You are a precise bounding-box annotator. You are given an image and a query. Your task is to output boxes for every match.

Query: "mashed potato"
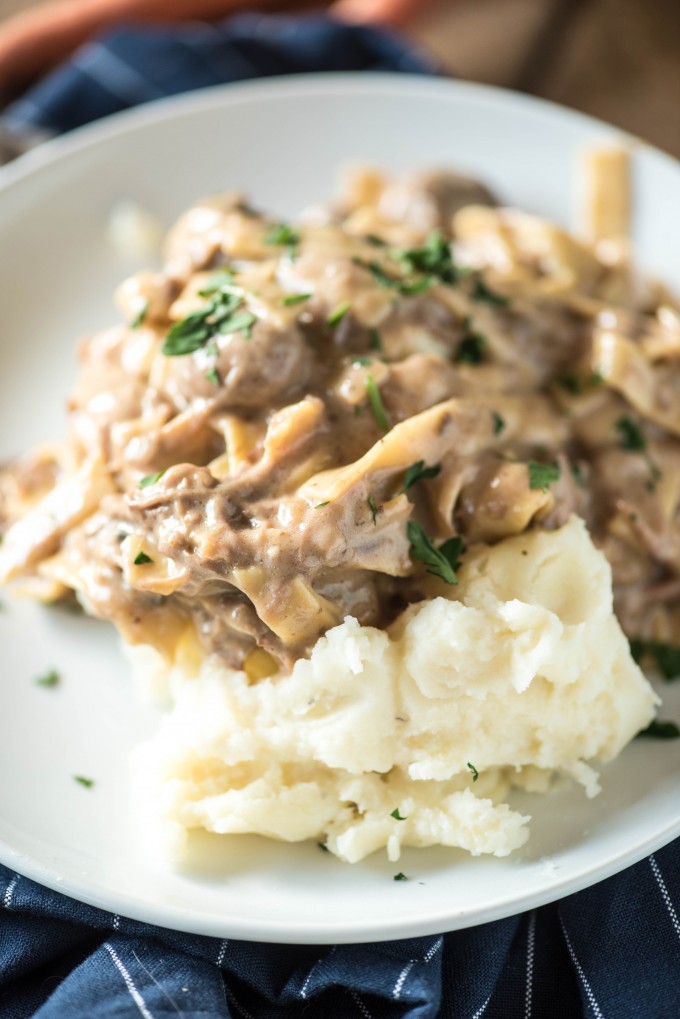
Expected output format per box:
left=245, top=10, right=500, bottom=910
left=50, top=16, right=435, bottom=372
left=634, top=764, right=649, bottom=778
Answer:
left=131, top=517, right=657, bottom=863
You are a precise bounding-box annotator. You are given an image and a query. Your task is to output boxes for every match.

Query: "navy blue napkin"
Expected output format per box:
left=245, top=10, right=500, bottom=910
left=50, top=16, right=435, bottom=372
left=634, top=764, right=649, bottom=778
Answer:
left=2, top=12, right=434, bottom=138
left=1, top=13, right=679, bottom=1018
left=3, top=840, right=680, bottom=1017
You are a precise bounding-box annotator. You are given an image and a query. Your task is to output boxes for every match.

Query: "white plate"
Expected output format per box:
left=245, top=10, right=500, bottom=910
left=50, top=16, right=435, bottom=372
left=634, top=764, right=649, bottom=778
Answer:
left=1, top=74, right=679, bottom=945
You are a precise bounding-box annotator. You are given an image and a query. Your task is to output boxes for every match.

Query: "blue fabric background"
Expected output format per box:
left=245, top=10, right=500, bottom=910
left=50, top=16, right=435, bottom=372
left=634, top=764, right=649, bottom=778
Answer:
left=1, top=13, right=679, bottom=1017
left=3, top=13, right=434, bottom=136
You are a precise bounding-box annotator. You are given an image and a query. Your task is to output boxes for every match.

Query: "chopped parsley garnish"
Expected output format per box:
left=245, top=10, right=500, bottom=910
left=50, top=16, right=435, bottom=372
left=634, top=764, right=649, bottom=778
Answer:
left=162, top=286, right=256, bottom=357
left=492, top=411, right=506, bottom=436
left=129, top=299, right=148, bottom=329
left=472, top=277, right=509, bottom=306
left=467, top=762, right=479, bottom=782
left=455, top=317, right=486, bottom=365
left=352, top=356, right=373, bottom=367
left=407, top=521, right=462, bottom=586
left=281, top=292, right=312, bottom=306
left=74, top=775, right=94, bottom=788
left=368, top=495, right=378, bottom=525
left=637, top=719, right=680, bottom=740
left=391, top=231, right=460, bottom=285
left=265, top=222, right=300, bottom=253
left=629, top=638, right=645, bottom=664
left=353, top=258, right=434, bottom=296
left=315, top=501, right=329, bottom=509
left=649, top=643, right=680, bottom=680
left=198, top=269, right=235, bottom=296
left=393, top=872, right=409, bottom=881
left=205, top=365, right=221, bottom=386
left=390, top=808, right=408, bottom=821
left=557, top=371, right=605, bottom=396
left=616, top=416, right=646, bottom=451
left=369, top=328, right=383, bottom=352
left=401, top=460, right=441, bottom=493
left=645, top=463, right=662, bottom=494
left=557, top=373, right=583, bottom=396
left=140, top=471, right=164, bottom=489
left=327, top=301, right=351, bottom=327
left=35, top=669, right=59, bottom=688
left=134, top=551, right=153, bottom=565
left=220, top=309, right=257, bottom=337
left=630, top=639, right=680, bottom=680
left=317, top=841, right=329, bottom=852
left=615, top=417, right=662, bottom=492
left=365, top=375, right=390, bottom=432
left=571, top=463, right=586, bottom=487
left=528, top=461, right=560, bottom=493
left=364, top=233, right=388, bottom=247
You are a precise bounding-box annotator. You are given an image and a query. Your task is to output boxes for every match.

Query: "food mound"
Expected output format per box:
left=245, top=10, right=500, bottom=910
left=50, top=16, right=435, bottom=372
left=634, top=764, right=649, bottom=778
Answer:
left=2, top=162, right=674, bottom=862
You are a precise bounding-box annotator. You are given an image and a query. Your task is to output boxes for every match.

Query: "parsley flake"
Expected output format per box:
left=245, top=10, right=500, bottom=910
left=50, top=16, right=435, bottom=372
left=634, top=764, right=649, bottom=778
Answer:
left=557, top=373, right=582, bottom=396
left=140, top=471, right=164, bottom=489
left=528, top=461, right=560, bottom=492
left=368, top=495, right=378, bottom=525
left=637, top=719, right=680, bottom=740
left=390, top=808, right=408, bottom=821
left=467, top=762, right=479, bottom=782
left=455, top=318, right=486, bottom=365
left=615, top=417, right=662, bottom=491
left=35, top=669, right=59, bottom=688
left=129, top=299, right=148, bottom=329
left=393, top=872, right=409, bottom=881
left=162, top=289, right=256, bottom=356
left=74, top=775, right=94, bottom=788
left=645, top=463, right=662, bottom=494
left=353, top=258, right=434, bottom=296
left=616, top=416, right=646, bottom=451
left=314, top=501, right=329, bottom=509
left=472, top=277, right=509, bottom=306
left=629, top=638, right=645, bottom=664
left=391, top=231, right=460, bottom=285
left=327, top=301, right=351, bottom=327
left=369, top=328, right=383, bottom=352
left=492, top=411, right=506, bottom=436
left=265, top=222, right=300, bottom=255
left=317, top=841, right=330, bottom=852
left=365, top=375, right=390, bottom=432
left=650, top=642, right=680, bottom=680
left=401, top=460, right=441, bottom=493
left=205, top=366, right=221, bottom=386
left=632, top=639, right=680, bottom=680
left=198, top=269, right=235, bottom=296
left=352, top=356, right=373, bottom=367
left=407, top=521, right=462, bottom=586
left=571, top=463, right=586, bottom=487
left=134, top=551, right=153, bottom=565
left=221, top=309, right=257, bottom=338
left=281, top=293, right=312, bottom=306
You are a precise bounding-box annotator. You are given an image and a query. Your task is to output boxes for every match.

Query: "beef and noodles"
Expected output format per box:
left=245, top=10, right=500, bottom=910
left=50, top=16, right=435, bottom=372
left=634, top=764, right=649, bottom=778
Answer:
left=0, top=155, right=674, bottom=863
